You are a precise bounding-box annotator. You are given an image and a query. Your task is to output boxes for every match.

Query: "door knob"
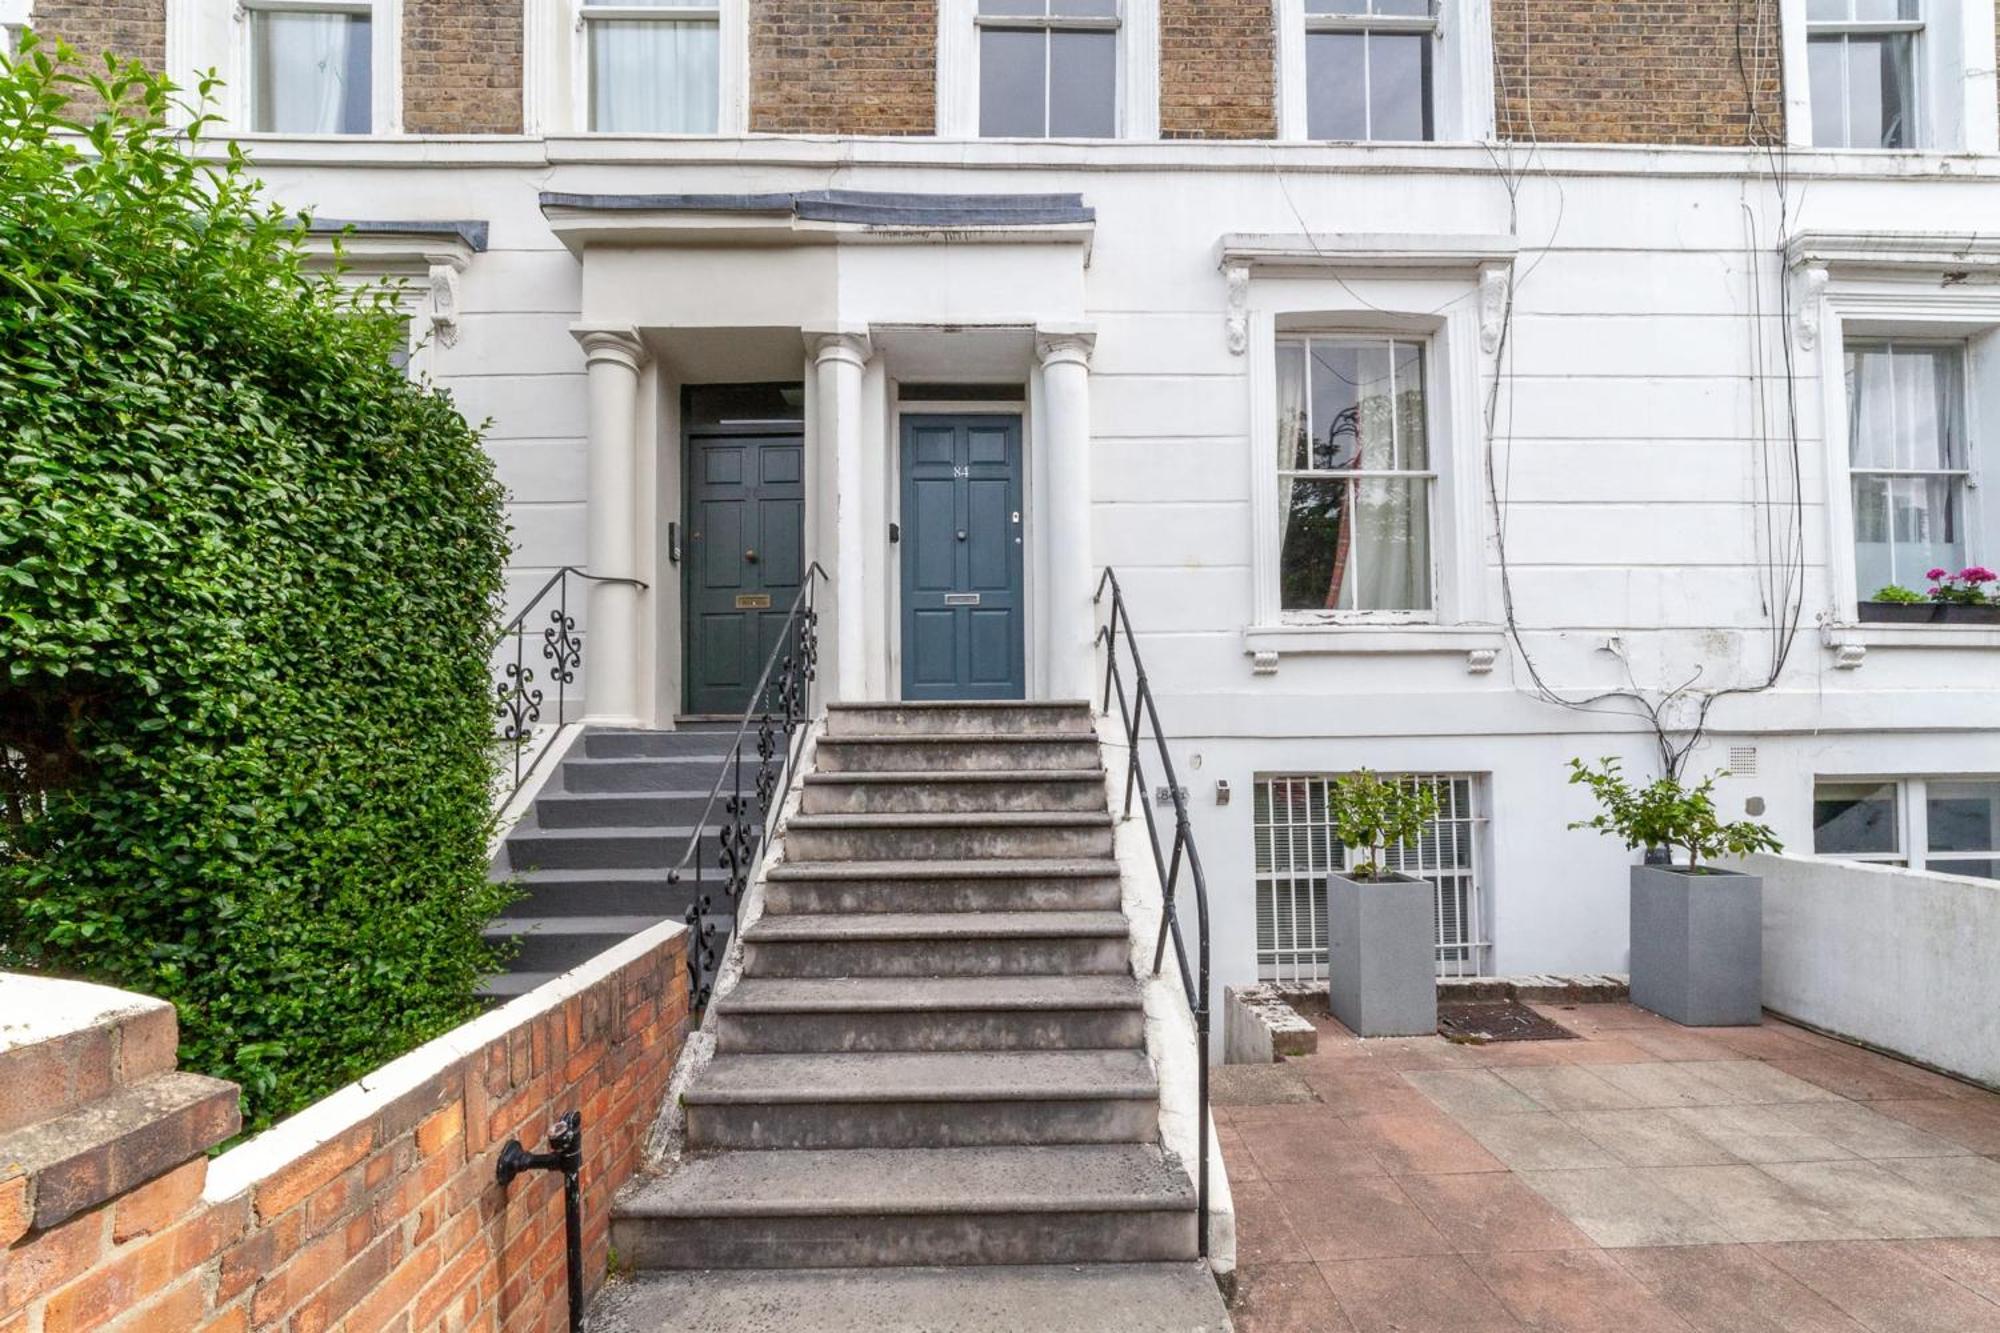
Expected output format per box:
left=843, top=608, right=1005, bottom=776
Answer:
left=745, top=549, right=758, bottom=563
left=956, top=531, right=967, bottom=541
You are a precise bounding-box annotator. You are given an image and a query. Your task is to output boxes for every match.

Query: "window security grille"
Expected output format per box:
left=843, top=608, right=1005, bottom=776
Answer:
left=1253, top=774, right=1489, bottom=982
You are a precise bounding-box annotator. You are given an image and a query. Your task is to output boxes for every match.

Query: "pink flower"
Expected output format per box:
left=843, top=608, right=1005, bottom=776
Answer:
left=1960, top=567, right=1997, bottom=584
left=1927, top=568, right=1950, bottom=581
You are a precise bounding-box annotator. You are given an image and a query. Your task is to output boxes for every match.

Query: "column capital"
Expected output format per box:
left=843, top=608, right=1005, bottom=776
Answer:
left=803, top=325, right=872, bottom=367
left=1035, top=324, right=1097, bottom=368
left=572, top=325, right=646, bottom=370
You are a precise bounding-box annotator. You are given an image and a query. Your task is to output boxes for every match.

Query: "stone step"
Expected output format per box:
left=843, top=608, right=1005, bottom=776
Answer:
left=611, top=1144, right=1195, bottom=1270
left=714, top=976, right=1145, bottom=1054
left=562, top=756, right=739, bottom=793
left=534, top=790, right=724, bottom=829
left=682, top=1050, right=1159, bottom=1150
left=583, top=729, right=750, bottom=759
left=483, top=914, right=683, bottom=972
left=741, top=911, right=1132, bottom=978
left=502, top=824, right=699, bottom=871
left=800, top=770, right=1107, bottom=815
left=784, top=813, right=1115, bottom=862
left=814, top=734, right=1102, bottom=774
left=0, top=980, right=184, bottom=1137
left=823, top=700, right=1095, bottom=738
left=763, top=859, right=1123, bottom=915
left=586, top=1262, right=1232, bottom=1333
left=502, top=868, right=704, bottom=918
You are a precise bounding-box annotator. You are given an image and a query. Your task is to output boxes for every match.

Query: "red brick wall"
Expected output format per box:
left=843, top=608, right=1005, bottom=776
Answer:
left=25, top=0, right=164, bottom=70
left=1160, top=0, right=1277, bottom=140
left=1492, top=0, right=1785, bottom=146
left=748, top=0, right=935, bottom=135
left=1, top=930, right=690, bottom=1333
left=403, top=0, right=525, bottom=134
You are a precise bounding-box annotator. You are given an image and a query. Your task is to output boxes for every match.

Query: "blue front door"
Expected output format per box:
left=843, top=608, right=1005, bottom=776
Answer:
left=683, top=431, right=805, bottom=715
left=900, top=414, right=1026, bottom=701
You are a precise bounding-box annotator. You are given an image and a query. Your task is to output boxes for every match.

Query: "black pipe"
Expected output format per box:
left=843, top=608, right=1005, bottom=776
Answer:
left=496, top=1110, right=585, bottom=1332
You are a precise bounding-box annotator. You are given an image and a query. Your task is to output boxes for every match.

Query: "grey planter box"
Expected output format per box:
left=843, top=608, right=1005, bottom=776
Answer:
left=1327, top=871, right=1437, bottom=1038
left=1629, top=864, right=1763, bottom=1027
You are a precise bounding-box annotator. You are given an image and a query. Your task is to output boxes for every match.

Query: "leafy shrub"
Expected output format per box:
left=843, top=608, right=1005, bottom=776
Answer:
left=1870, top=584, right=1926, bottom=605
left=1566, top=758, right=1782, bottom=872
left=0, top=39, right=514, bottom=1130
left=1327, top=771, right=1439, bottom=879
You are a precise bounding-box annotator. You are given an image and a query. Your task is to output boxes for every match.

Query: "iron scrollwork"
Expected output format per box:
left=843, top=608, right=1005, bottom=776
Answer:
left=491, top=567, right=645, bottom=805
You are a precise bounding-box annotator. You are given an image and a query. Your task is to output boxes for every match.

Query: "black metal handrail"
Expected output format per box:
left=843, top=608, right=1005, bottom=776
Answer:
left=674, top=564, right=826, bottom=1009
left=492, top=566, right=647, bottom=804
left=1094, top=566, right=1212, bottom=1259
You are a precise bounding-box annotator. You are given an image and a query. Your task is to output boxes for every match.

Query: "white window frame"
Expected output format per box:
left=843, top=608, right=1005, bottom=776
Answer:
left=524, top=0, right=747, bottom=135
left=1780, top=0, right=1998, bottom=152
left=937, top=0, right=1158, bottom=139
left=1275, top=0, right=1492, bottom=142
left=1793, top=233, right=2000, bottom=624
left=1814, top=776, right=2000, bottom=877
left=1253, top=772, right=1492, bottom=982
left=230, top=0, right=402, bottom=135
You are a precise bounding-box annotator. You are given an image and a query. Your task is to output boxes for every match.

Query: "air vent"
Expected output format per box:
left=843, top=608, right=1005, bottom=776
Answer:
left=1728, top=746, right=1758, bottom=777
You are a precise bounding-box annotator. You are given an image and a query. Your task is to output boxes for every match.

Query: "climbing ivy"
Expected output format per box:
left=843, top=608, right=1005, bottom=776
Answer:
left=0, top=38, right=515, bottom=1130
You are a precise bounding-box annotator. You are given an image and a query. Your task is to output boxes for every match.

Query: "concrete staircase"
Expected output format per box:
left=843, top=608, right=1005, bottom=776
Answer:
left=482, top=725, right=736, bottom=1002
left=602, top=701, right=1227, bottom=1330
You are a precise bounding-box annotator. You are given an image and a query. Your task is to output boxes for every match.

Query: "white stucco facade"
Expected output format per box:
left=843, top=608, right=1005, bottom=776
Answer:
left=235, top=132, right=2000, bottom=1025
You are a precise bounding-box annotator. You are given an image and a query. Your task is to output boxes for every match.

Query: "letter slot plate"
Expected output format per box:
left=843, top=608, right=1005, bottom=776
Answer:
left=943, top=593, right=982, bottom=607
left=734, top=593, right=773, bottom=610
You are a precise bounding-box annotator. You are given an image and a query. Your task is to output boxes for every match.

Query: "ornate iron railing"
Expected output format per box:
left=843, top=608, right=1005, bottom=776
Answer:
left=492, top=566, right=646, bottom=805
left=1094, top=567, right=1213, bottom=1258
left=673, top=564, right=826, bottom=1009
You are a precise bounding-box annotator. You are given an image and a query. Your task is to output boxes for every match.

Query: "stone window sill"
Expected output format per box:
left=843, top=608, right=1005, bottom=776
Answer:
left=1822, top=621, right=2000, bottom=668
left=1242, top=624, right=1506, bottom=675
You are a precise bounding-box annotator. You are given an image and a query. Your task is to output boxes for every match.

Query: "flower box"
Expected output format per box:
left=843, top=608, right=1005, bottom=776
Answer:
left=1858, top=601, right=2000, bottom=626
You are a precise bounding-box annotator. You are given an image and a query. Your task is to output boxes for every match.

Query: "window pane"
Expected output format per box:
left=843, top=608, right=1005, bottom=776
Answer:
left=1392, top=340, right=1428, bottom=470
left=1306, top=32, right=1367, bottom=139
left=1846, top=344, right=1897, bottom=469
left=1814, top=781, right=1900, bottom=856
left=1926, top=781, right=2000, bottom=855
left=1352, top=477, right=1431, bottom=610
left=1927, top=858, right=2000, bottom=881
left=1051, top=0, right=1119, bottom=14
left=980, top=0, right=1047, bottom=12
left=1048, top=29, right=1116, bottom=136
left=1368, top=32, right=1432, bottom=141
left=1806, top=0, right=1851, bottom=17
left=1808, top=37, right=1848, bottom=147
left=980, top=27, right=1047, bottom=136
left=1277, top=342, right=1310, bottom=472
left=590, top=17, right=718, bottom=132
left=252, top=11, right=371, bottom=134
left=1281, top=479, right=1358, bottom=611
left=1306, top=0, right=1373, bottom=12
left=1308, top=341, right=1380, bottom=470
left=1853, top=474, right=1963, bottom=595
left=1372, top=0, right=1434, bottom=14
left=1851, top=0, right=1919, bottom=20
left=1891, top=346, right=1964, bottom=471
left=1848, top=33, right=1914, bottom=148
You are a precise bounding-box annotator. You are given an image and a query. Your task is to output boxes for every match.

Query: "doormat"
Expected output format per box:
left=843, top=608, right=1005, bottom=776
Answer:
left=1437, top=999, right=1578, bottom=1043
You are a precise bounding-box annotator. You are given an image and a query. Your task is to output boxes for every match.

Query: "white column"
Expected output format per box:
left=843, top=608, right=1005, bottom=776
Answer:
left=804, top=326, right=873, bottom=704
left=1037, top=325, right=1097, bottom=702
left=575, top=326, right=646, bottom=726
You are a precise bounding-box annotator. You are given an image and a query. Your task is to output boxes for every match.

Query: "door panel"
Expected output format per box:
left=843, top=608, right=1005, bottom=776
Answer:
left=684, top=433, right=805, bottom=715
left=899, top=414, right=1025, bottom=701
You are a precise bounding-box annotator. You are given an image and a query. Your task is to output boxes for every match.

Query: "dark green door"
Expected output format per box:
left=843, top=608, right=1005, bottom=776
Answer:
left=683, top=431, right=805, bottom=715
left=900, top=414, right=1025, bottom=701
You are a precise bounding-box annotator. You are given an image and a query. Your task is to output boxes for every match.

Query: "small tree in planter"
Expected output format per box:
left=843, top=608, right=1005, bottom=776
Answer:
left=1324, top=772, right=1441, bottom=1037
left=1567, top=759, right=1783, bottom=1027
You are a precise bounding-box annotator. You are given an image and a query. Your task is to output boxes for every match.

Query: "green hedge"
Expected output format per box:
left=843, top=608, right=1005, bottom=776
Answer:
left=0, top=41, right=515, bottom=1131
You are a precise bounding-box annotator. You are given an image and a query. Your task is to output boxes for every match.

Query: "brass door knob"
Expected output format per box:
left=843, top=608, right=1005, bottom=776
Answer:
left=745, top=549, right=758, bottom=563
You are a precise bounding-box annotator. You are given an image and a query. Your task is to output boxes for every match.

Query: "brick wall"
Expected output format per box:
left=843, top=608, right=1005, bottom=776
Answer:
left=1160, top=0, right=1277, bottom=140
left=1, top=926, right=691, bottom=1333
left=1492, top=0, right=1785, bottom=146
left=25, top=0, right=164, bottom=70
left=403, top=0, right=524, bottom=134
left=748, top=0, right=935, bottom=135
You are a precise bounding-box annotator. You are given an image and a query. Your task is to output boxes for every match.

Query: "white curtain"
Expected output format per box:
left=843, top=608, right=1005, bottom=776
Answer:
left=253, top=12, right=368, bottom=134
left=1348, top=346, right=1430, bottom=611
left=1275, top=341, right=1307, bottom=559
left=590, top=14, right=720, bottom=133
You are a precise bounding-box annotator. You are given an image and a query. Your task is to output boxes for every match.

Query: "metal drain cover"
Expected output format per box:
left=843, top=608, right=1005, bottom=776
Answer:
left=1437, top=999, right=1578, bottom=1043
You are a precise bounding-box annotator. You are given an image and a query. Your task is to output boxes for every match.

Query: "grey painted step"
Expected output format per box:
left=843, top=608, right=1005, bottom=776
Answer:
left=611, top=1144, right=1195, bottom=1269
left=535, top=791, right=721, bottom=829
left=801, top=770, right=1107, bottom=815
left=477, top=970, right=559, bottom=1002
left=742, top=911, right=1132, bottom=978
left=504, top=868, right=702, bottom=918
left=584, top=730, right=746, bottom=759
left=562, top=757, right=738, bottom=793
left=764, top=859, right=1122, bottom=915
left=503, top=825, right=698, bottom=871
left=682, top=1050, right=1159, bottom=1150
left=785, top=813, right=1114, bottom=862
left=715, top=976, right=1145, bottom=1053
left=485, top=914, right=679, bottom=971
left=824, top=700, right=1095, bottom=738
left=585, top=1262, right=1232, bottom=1333
left=815, top=734, right=1102, bottom=774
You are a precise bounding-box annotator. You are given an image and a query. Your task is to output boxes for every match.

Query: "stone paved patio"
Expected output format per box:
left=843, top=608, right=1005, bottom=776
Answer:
left=1220, top=1000, right=2000, bottom=1332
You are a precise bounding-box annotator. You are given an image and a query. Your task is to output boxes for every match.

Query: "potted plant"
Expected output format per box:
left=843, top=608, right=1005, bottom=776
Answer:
left=1859, top=567, right=2000, bottom=625
left=1568, top=759, right=1783, bottom=1027
left=1324, top=770, right=1441, bottom=1037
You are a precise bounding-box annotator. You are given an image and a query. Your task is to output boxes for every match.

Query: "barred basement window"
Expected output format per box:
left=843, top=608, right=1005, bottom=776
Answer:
left=1253, top=774, right=1489, bottom=983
